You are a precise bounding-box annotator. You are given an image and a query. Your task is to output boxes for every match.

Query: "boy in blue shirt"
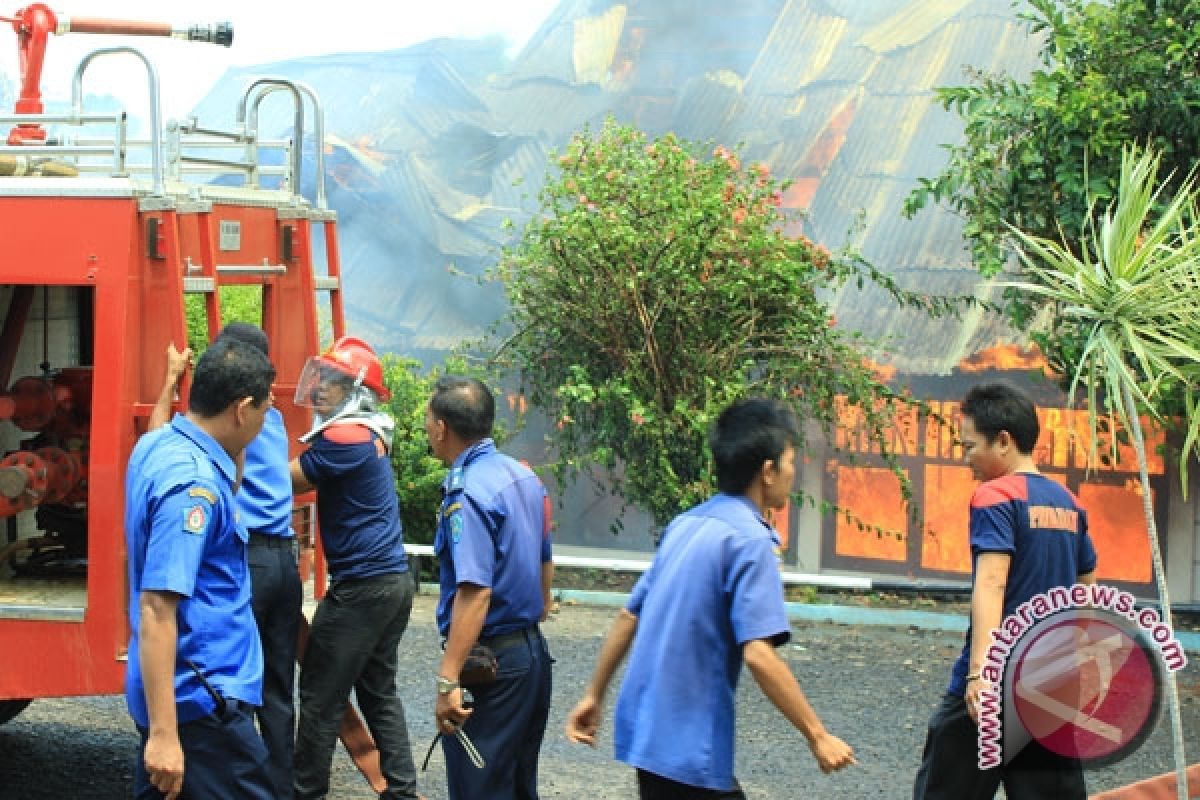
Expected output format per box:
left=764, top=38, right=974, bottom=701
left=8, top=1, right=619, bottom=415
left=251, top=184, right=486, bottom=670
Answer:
left=565, top=398, right=855, bottom=798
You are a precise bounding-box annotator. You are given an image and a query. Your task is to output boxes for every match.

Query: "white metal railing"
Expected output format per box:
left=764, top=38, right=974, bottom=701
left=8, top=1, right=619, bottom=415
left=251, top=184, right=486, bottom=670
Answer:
left=0, top=47, right=330, bottom=209
left=400, top=543, right=872, bottom=590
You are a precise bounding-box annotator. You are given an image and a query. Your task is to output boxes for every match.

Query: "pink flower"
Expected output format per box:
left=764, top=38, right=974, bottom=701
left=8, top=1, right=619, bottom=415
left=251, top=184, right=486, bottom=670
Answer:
left=631, top=412, right=646, bottom=426
left=732, top=207, right=748, bottom=225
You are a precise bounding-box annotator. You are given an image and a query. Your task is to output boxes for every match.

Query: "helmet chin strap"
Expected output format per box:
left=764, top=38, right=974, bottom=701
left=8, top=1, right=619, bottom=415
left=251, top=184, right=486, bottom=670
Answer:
left=301, top=389, right=367, bottom=443
left=299, top=384, right=394, bottom=448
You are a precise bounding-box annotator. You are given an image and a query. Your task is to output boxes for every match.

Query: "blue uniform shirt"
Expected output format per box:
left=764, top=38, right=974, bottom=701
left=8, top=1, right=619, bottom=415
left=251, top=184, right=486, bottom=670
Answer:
left=298, top=423, right=408, bottom=581
left=614, top=493, right=790, bottom=792
left=125, top=414, right=263, bottom=727
left=434, top=439, right=551, bottom=637
left=236, top=407, right=293, bottom=537
left=949, top=472, right=1098, bottom=696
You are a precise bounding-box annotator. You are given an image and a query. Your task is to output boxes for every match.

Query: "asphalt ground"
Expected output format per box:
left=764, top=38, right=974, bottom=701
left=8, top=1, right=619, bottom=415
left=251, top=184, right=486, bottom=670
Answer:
left=0, top=591, right=1197, bottom=799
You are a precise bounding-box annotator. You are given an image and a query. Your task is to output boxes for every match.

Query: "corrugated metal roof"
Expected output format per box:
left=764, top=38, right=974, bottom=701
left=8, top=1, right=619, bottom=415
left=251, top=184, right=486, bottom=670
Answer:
left=856, top=0, right=975, bottom=54
left=744, top=3, right=851, bottom=94
left=190, top=0, right=1048, bottom=375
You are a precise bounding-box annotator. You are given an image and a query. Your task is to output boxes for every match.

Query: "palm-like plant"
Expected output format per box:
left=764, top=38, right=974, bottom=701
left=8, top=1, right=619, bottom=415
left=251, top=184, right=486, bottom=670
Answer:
left=1005, top=146, right=1200, bottom=799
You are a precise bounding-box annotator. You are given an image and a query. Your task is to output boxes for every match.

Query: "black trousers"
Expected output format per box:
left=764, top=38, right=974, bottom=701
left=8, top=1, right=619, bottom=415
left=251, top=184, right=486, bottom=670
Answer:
left=637, top=769, right=746, bottom=800
left=913, top=692, right=1087, bottom=800
left=248, top=534, right=303, bottom=799
left=294, top=571, right=419, bottom=800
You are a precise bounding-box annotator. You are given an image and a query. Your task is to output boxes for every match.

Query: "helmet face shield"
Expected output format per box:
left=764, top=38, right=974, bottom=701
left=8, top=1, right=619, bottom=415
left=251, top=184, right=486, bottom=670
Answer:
left=293, top=356, right=361, bottom=411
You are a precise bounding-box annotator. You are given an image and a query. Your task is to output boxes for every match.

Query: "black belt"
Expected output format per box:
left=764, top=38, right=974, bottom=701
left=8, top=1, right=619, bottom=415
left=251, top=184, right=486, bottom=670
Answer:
left=186, top=659, right=254, bottom=717
left=478, top=625, right=539, bottom=650
left=249, top=532, right=293, bottom=548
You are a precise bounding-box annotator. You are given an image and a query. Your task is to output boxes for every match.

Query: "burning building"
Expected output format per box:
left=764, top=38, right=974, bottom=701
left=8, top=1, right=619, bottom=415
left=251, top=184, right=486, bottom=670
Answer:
left=186, top=0, right=1197, bottom=601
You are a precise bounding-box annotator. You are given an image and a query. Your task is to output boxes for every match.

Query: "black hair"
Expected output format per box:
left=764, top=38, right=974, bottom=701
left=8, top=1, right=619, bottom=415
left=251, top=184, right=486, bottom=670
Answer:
left=188, top=338, right=276, bottom=417
left=430, top=375, right=494, bottom=440
left=710, top=398, right=800, bottom=494
left=215, top=322, right=269, bottom=356
left=961, top=382, right=1039, bottom=454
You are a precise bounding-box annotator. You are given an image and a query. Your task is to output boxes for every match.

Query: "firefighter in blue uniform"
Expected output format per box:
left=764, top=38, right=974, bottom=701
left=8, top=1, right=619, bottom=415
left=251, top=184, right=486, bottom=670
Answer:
left=149, top=322, right=302, bottom=798
left=125, top=337, right=276, bottom=800
left=426, top=375, right=554, bottom=800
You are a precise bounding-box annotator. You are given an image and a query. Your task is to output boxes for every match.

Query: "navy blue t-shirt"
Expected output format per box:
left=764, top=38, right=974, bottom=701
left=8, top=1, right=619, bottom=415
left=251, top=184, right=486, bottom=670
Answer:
left=298, top=423, right=408, bottom=581
left=949, top=472, right=1098, bottom=695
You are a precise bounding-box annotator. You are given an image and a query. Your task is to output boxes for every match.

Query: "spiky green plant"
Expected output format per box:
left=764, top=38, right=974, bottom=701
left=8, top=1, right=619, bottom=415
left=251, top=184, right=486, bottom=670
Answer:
left=1005, top=146, right=1199, bottom=799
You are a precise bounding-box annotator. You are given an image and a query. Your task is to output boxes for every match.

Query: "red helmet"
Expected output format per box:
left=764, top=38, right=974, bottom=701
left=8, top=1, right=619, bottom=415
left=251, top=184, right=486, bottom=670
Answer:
left=294, top=335, right=391, bottom=405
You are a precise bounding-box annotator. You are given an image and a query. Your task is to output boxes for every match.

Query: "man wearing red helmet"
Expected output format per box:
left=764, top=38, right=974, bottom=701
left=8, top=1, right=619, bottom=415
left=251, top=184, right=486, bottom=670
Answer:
left=289, top=336, right=422, bottom=800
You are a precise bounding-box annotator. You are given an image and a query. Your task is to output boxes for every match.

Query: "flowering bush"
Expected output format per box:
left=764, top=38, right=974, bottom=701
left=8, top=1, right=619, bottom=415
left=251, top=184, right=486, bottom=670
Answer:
left=495, top=119, right=932, bottom=529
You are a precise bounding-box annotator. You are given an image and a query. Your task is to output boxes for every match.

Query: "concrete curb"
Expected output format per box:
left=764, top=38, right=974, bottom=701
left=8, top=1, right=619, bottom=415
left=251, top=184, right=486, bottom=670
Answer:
left=554, top=588, right=1200, bottom=653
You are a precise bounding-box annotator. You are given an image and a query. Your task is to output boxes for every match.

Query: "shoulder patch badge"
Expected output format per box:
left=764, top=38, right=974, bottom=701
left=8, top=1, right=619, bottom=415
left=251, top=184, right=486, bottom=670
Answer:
left=449, top=511, right=464, bottom=544
left=183, top=503, right=208, bottom=534
left=188, top=486, right=217, bottom=504
left=447, top=467, right=464, bottom=492
left=441, top=500, right=463, bottom=521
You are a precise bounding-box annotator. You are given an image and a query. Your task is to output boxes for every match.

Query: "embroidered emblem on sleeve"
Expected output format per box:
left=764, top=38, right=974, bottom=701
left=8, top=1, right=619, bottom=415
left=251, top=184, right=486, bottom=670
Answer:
left=449, top=511, right=464, bottom=544
left=184, top=504, right=208, bottom=534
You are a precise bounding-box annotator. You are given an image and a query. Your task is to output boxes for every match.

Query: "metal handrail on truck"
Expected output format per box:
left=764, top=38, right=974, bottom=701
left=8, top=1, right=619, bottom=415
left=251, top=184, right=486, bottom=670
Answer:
left=0, top=50, right=328, bottom=211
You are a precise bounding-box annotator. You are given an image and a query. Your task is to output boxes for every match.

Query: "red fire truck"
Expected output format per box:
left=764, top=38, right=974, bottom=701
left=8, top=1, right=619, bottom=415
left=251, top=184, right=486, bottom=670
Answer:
left=0, top=4, right=343, bottom=727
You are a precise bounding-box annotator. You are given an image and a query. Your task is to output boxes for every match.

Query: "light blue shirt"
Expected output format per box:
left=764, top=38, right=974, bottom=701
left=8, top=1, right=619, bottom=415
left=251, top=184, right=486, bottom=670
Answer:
left=124, top=414, right=263, bottom=727
left=615, top=493, right=789, bottom=791
left=434, top=439, right=551, bottom=637
left=236, top=407, right=293, bottom=537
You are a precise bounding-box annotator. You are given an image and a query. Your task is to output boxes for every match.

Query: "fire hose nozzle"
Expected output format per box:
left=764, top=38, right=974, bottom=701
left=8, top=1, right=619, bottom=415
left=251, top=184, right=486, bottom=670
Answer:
left=175, top=22, right=233, bottom=47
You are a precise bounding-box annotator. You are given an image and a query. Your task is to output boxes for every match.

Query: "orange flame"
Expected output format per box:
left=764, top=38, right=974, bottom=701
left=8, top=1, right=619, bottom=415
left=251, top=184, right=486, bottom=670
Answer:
left=957, top=344, right=1055, bottom=375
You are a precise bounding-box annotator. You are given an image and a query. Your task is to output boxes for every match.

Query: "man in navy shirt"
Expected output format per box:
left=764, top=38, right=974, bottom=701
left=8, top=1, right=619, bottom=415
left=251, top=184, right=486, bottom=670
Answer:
left=913, top=382, right=1097, bottom=800
left=126, top=338, right=276, bottom=799
left=566, top=398, right=855, bottom=799
left=150, top=323, right=302, bottom=798
left=426, top=375, right=554, bottom=800
left=289, top=336, right=421, bottom=800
